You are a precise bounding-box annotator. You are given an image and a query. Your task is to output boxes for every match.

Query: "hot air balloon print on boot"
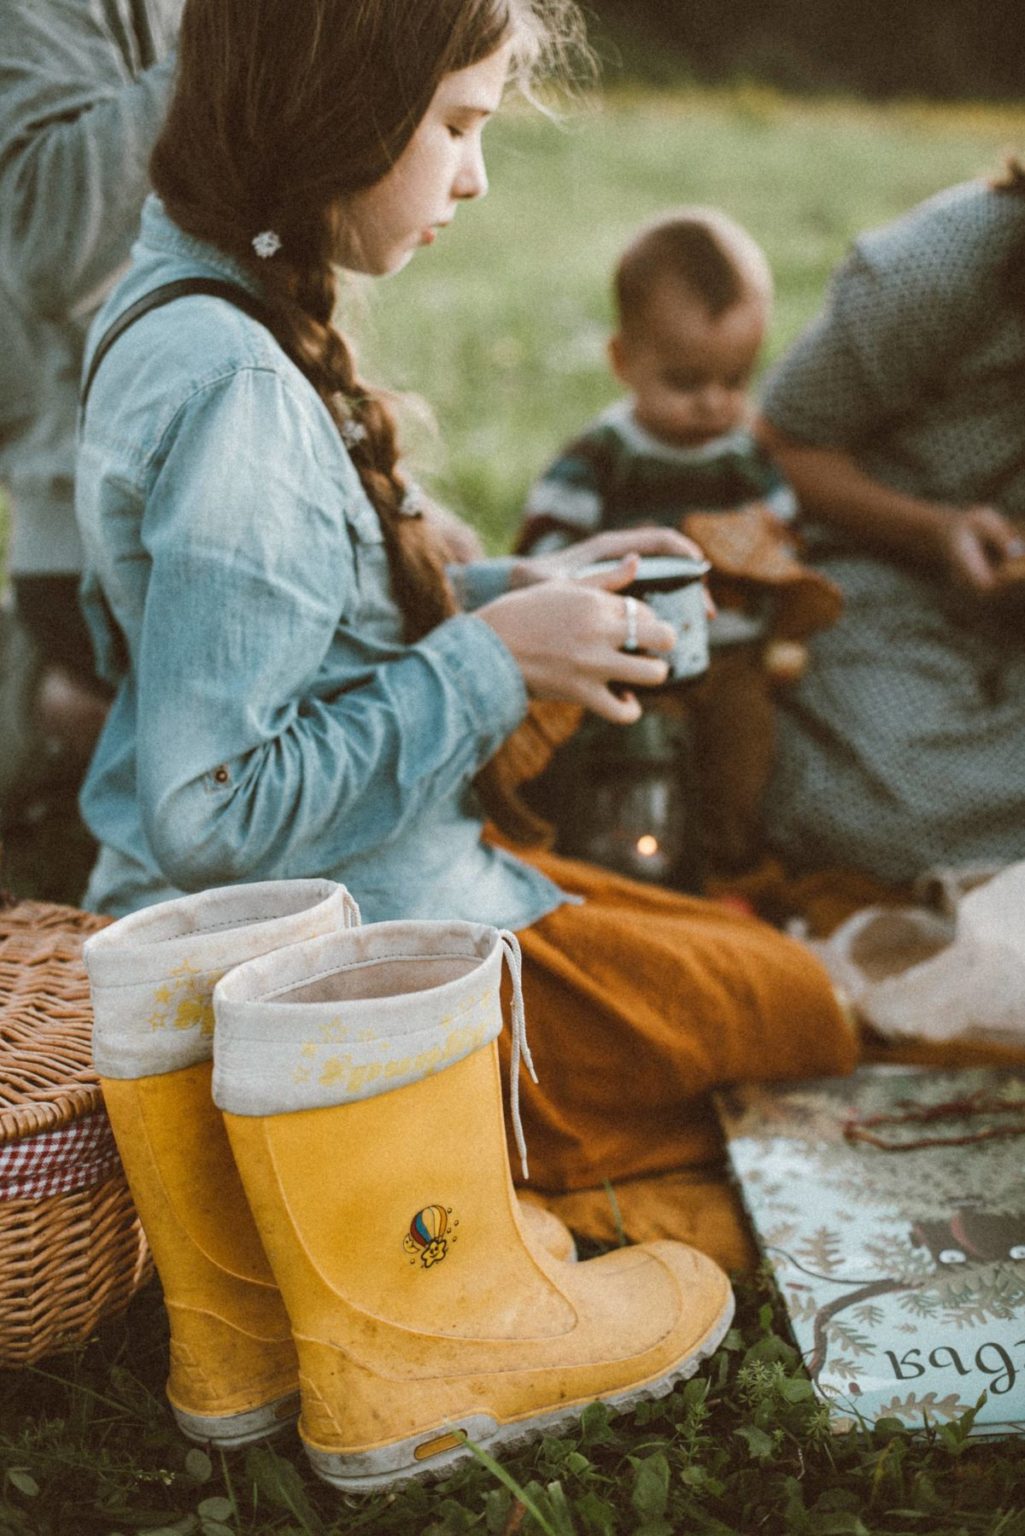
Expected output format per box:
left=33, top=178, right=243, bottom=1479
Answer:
left=404, top=1205, right=459, bottom=1268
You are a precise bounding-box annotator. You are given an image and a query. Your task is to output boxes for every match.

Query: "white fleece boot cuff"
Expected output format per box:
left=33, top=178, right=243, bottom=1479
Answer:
left=86, top=880, right=360, bottom=1079
left=211, top=919, right=514, bottom=1121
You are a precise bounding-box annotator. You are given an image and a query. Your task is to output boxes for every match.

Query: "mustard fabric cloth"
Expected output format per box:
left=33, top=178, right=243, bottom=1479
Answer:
left=500, top=848, right=857, bottom=1194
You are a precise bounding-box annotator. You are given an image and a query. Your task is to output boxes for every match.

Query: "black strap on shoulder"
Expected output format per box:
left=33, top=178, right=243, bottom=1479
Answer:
left=80, top=277, right=271, bottom=416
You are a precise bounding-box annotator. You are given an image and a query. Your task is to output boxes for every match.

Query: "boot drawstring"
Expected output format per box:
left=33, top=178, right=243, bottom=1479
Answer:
left=499, top=930, right=539, bottom=1179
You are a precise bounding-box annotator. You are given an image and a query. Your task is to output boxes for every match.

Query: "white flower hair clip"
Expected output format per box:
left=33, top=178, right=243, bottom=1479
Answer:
left=252, top=229, right=282, bottom=259
left=399, top=486, right=424, bottom=518
left=340, top=417, right=367, bottom=448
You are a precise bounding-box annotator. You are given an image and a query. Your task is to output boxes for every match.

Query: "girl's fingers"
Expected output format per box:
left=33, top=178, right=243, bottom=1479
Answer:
left=580, top=680, right=644, bottom=725
left=633, top=614, right=677, bottom=655
left=563, top=582, right=676, bottom=652
left=575, top=554, right=639, bottom=592
left=577, top=526, right=707, bottom=565
left=608, top=651, right=672, bottom=688
left=629, top=529, right=699, bottom=557
left=576, top=562, right=703, bottom=647
left=605, top=593, right=676, bottom=654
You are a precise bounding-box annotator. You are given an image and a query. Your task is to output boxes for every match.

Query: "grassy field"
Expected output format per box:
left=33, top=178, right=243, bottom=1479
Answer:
left=2, top=88, right=1025, bottom=1535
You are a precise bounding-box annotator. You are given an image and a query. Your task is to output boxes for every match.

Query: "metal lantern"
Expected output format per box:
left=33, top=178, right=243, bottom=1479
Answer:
left=529, top=706, right=704, bottom=892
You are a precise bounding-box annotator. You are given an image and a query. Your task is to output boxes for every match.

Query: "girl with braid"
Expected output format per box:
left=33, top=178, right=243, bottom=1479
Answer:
left=75, top=0, right=854, bottom=1192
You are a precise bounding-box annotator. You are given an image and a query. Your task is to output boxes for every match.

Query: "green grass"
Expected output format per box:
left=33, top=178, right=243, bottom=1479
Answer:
left=3, top=88, right=1025, bottom=1532
left=3, top=1268, right=1023, bottom=1536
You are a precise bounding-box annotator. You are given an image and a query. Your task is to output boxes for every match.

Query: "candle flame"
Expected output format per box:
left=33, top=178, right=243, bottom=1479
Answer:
left=636, top=834, right=659, bottom=858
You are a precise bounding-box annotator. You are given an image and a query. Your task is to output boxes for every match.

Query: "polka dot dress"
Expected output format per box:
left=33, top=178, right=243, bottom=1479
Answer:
left=760, top=181, right=1025, bottom=882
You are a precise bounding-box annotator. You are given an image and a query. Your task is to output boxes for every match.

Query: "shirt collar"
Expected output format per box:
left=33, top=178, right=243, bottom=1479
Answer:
left=603, top=397, right=752, bottom=464
left=138, top=195, right=263, bottom=297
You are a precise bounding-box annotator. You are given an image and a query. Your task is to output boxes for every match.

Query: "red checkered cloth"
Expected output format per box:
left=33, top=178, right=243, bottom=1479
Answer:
left=0, top=1111, right=122, bottom=1202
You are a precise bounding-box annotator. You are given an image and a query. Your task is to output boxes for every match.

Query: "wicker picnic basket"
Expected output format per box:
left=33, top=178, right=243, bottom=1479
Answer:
left=0, top=898, right=151, bottom=1366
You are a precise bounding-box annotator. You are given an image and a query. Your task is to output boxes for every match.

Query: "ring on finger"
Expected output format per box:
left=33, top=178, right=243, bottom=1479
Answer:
left=622, top=594, right=640, bottom=653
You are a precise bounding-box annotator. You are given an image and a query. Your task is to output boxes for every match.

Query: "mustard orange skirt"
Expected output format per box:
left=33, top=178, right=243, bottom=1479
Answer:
left=498, top=849, right=856, bottom=1192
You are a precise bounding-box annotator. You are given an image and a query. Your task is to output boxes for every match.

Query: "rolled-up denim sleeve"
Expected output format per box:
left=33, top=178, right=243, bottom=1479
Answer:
left=0, top=3, right=174, bottom=315
left=134, top=368, right=527, bottom=890
left=448, top=557, right=517, bottom=610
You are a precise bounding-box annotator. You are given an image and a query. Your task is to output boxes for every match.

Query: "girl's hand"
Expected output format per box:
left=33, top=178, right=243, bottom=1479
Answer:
left=512, top=525, right=705, bottom=586
left=478, top=557, right=676, bottom=724
left=935, top=505, right=1025, bottom=595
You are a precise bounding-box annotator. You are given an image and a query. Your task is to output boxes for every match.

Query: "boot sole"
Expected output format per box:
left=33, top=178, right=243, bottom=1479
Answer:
left=172, top=1388, right=302, bottom=1449
left=303, top=1287, right=735, bottom=1492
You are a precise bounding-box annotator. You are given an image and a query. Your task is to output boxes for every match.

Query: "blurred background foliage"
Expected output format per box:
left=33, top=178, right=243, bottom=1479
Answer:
left=358, top=90, right=1024, bottom=554
left=586, top=0, right=1025, bottom=101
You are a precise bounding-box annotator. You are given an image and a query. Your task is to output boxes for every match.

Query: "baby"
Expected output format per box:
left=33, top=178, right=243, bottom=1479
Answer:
left=516, top=210, right=839, bottom=877
left=517, top=206, right=795, bottom=554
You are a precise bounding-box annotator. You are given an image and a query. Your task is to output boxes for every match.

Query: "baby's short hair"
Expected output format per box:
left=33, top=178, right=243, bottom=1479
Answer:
left=615, top=207, right=773, bottom=333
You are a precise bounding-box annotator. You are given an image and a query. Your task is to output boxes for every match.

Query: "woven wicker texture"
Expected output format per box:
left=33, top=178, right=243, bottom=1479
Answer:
left=0, top=899, right=152, bottom=1365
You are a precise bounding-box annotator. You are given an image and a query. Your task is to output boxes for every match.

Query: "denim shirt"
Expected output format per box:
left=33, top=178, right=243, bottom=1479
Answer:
left=76, top=197, right=569, bottom=926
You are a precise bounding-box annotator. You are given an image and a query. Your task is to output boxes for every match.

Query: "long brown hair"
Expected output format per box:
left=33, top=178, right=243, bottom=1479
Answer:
left=150, top=0, right=589, bottom=839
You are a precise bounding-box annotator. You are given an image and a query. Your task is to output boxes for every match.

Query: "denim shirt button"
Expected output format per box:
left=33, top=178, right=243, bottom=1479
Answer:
left=212, top=765, right=230, bottom=785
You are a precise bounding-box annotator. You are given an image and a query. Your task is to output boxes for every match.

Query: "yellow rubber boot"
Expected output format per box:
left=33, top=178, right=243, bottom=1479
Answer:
left=214, top=921, right=734, bottom=1490
left=85, top=879, right=359, bottom=1446
left=99, top=1067, right=572, bottom=1442
left=86, top=885, right=575, bottom=1447
left=100, top=1062, right=300, bottom=1443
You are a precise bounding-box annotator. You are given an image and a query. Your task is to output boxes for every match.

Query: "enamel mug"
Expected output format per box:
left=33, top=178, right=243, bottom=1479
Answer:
left=579, top=554, right=710, bottom=688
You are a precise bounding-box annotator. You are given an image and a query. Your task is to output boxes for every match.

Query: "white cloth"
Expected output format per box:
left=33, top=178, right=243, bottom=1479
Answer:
left=814, top=861, right=1025, bottom=1044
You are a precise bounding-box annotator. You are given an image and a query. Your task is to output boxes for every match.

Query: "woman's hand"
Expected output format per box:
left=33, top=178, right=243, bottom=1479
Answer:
left=511, top=525, right=705, bottom=587
left=933, top=505, right=1025, bottom=596
left=757, top=426, right=1013, bottom=583
left=478, top=555, right=676, bottom=724
left=759, top=423, right=1025, bottom=598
